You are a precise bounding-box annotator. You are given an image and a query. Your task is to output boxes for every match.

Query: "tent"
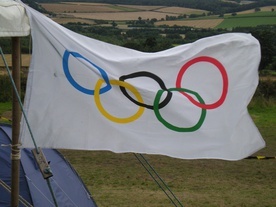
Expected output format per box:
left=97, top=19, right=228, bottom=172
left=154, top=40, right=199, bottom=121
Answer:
left=0, top=123, right=98, bottom=206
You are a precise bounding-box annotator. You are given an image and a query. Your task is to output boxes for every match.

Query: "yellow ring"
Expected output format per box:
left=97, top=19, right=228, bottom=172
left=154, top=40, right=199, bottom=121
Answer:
left=94, top=79, right=145, bottom=123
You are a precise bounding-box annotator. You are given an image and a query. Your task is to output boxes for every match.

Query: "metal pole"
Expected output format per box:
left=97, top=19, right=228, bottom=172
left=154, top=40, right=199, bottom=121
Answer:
left=11, top=37, right=21, bottom=207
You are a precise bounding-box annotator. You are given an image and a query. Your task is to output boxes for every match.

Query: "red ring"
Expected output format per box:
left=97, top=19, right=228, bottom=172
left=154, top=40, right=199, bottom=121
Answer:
left=176, top=56, right=228, bottom=110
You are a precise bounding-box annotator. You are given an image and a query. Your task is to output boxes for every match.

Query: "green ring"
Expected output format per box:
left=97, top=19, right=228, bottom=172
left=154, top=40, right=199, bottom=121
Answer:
left=154, top=88, right=207, bottom=132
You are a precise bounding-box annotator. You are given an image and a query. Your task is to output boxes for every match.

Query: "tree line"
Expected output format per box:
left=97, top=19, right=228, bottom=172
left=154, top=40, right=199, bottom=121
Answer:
left=59, top=23, right=276, bottom=71
left=1, top=24, right=274, bottom=71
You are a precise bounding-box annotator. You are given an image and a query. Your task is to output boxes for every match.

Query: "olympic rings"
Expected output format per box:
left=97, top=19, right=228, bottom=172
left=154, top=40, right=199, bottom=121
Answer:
left=119, top=71, right=172, bottom=110
left=154, top=88, right=206, bottom=132
left=94, top=79, right=145, bottom=124
left=63, top=50, right=111, bottom=95
left=176, top=56, right=228, bottom=110
left=62, top=50, right=229, bottom=132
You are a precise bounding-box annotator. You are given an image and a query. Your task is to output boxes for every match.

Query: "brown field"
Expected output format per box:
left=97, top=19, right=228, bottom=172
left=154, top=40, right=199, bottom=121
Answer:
left=41, top=3, right=275, bottom=25
left=0, top=54, right=31, bottom=69
left=117, top=5, right=165, bottom=11
left=155, top=19, right=224, bottom=28
left=70, top=11, right=178, bottom=21
left=155, top=6, right=207, bottom=14
left=41, top=3, right=209, bottom=22
left=237, top=6, right=275, bottom=14
left=40, top=3, right=121, bottom=13
left=52, top=17, right=96, bottom=24
left=63, top=2, right=110, bottom=6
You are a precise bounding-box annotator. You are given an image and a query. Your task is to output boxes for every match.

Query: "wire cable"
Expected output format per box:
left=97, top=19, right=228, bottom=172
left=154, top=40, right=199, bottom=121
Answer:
left=0, top=47, right=59, bottom=207
left=134, top=153, right=184, bottom=207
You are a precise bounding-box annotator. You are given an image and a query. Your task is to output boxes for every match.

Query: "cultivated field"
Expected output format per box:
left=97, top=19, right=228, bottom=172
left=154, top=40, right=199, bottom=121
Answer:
left=41, top=2, right=121, bottom=13
left=39, top=3, right=276, bottom=28
left=52, top=17, right=96, bottom=24
left=41, top=2, right=208, bottom=22
left=155, top=6, right=207, bottom=14
left=0, top=54, right=31, bottom=69
left=156, top=19, right=224, bottom=28
left=70, top=11, right=178, bottom=21
left=112, top=4, right=165, bottom=11
left=237, top=5, right=275, bottom=14
left=217, top=16, right=276, bottom=28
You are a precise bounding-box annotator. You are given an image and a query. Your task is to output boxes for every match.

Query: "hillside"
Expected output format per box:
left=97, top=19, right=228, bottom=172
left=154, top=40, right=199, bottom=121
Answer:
left=34, top=0, right=276, bottom=14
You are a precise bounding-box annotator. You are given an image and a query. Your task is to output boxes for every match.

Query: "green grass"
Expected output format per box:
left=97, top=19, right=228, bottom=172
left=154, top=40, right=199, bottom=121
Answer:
left=0, top=102, right=11, bottom=114
left=0, top=102, right=12, bottom=123
left=216, top=11, right=276, bottom=28
left=107, top=5, right=142, bottom=12
left=58, top=102, right=275, bottom=207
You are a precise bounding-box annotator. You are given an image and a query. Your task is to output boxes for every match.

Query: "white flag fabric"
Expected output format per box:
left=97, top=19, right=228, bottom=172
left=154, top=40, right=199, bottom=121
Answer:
left=20, top=4, right=265, bottom=160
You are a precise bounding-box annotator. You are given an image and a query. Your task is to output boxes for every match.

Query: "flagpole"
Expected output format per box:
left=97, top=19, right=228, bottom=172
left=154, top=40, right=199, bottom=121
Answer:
left=11, top=36, right=21, bottom=207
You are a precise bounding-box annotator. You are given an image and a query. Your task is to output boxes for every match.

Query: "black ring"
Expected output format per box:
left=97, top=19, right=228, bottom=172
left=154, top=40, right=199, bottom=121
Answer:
left=119, top=71, right=172, bottom=110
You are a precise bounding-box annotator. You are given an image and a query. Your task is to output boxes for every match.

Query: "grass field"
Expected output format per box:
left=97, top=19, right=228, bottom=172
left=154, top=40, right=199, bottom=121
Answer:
left=0, top=96, right=275, bottom=206
left=216, top=12, right=276, bottom=28
left=155, top=19, right=224, bottom=28
left=60, top=102, right=276, bottom=207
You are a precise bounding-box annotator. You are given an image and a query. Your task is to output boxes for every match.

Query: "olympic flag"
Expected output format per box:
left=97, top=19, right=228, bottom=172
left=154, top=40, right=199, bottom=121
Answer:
left=20, top=5, right=265, bottom=160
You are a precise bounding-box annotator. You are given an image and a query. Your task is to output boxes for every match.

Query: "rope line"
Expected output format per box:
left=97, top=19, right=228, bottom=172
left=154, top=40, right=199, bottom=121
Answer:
left=0, top=47, right=59, bottom=207
left=0, top=47, right=38, bottom=152
left=47, top=179, right=59, bottom=207
left=134, top=153, right=184, bottom=207
left=11, top=143, right=22, bottom=160
left=0, top=179, right=33, bottom=207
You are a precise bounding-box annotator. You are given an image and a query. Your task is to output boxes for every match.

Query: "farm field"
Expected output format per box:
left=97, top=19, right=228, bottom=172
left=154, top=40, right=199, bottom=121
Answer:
left=236, top=5, right=276, bottom=14
left=41, top=2, right=207, bottom=15
left=69, top=11, right=178, bottom=21
left=216, top=16, right=276, bottom=28
left=40, top=2, right=276, bottom=29
left=155, top=19, right=224, bottom=28
left=41, top=2, right=123, bottom=13
left=41, top=2, right=209, bottom=23
left=0, top=54, right=31, bottom=69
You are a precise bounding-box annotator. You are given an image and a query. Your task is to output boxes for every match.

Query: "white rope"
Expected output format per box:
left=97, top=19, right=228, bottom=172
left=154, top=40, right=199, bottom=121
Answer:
left=0, top=179, right=33, bottom=207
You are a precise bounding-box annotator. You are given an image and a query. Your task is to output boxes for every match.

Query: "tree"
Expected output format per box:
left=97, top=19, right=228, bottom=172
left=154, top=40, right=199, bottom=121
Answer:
left=111, top=21, right=117, bottom=28
left=252, top=30, right=275, bottom=70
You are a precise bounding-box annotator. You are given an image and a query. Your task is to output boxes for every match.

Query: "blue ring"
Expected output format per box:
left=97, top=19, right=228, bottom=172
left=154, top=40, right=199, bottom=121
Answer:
left=62, top=50, right=111, bottom=95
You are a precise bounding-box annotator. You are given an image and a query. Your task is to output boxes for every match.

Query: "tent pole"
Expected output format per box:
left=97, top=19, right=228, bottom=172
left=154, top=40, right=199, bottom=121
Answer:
left=11, top=37, right=21, bottom=207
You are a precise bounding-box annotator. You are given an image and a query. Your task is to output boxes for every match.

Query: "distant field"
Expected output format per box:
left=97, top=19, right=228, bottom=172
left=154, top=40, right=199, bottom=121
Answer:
left=156, top=19, right=224, bottom=28
left=217, top=11, right=276, bottom=28
left=52, top=17, right=96, bottom=25
left=40, top=2, right=122, bottom=13
left=154, top=6, right=207, bottom=14
left=41, top=2, right=208, bottom=21
left=217, top=16, right=276, bottom=28
left=237, top=5, right=275, bottom=14
left=0, top=54, right=31, bottom=69
left=70, top=11, right=178, bottom=21
left=115, top=4, right=165, bottom=11
left=40, top=3, right=276, bottom=28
